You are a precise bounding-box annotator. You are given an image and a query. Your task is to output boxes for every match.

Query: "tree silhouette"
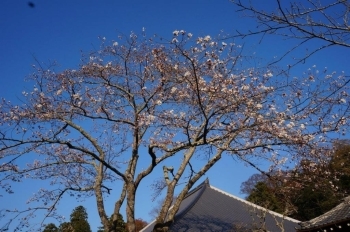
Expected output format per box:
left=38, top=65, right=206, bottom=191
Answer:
left=70, top=206, right=91, bottom=232
left=58, top=222, right=73, bottom=232
left=43, top=223, right=58, bottom=232
left=97, top=213, right=126, bottom=232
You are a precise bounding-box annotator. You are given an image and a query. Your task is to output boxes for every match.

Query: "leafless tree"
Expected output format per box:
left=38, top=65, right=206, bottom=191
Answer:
left=231, top=0, right=350, bottom=67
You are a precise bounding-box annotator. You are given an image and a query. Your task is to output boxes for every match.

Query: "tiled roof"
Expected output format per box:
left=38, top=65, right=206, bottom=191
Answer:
left=141, top=179, right=299, bottom=232
left=298, top=196, right=350, bottom=230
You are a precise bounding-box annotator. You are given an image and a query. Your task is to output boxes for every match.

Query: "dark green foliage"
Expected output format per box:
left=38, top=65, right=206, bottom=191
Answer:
left=70, top=206, right=92, bottom=232
left=242, top=141, right=350, bottom=221
left=113, top=214, right=127, bottom=232
left=291, top=185, right=339, bottom=221
left=43, top=223, right=58, bottom=232
left=97, top=213, right=126, bottom=232
left=330, top=141, right=350, bottom=195
left=58, top=222, right=73, bottom=232
left=246, top=182, right=285, bottom=214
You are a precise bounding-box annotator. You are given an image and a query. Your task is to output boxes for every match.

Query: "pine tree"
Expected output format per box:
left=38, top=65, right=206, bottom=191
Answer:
left=246, top=181, right=285, bottom=214
left=70, top=206, right=92, bottom=232
left=43, top=223, right=58, bottom=232
left=58, top=222, right=74, bottom=232
left=97, top=213, right=126, bottom=232
left=58, top=222, right=73, bottom=232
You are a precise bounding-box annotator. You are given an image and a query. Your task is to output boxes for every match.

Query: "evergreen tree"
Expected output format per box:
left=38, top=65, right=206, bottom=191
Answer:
left=97, top=213, right=126, bottom=232
left=246, top=181, right=285, bottom=214
left=43, top=223, right=58, bottom=232
left=291, top=184, right=339, bottom=221
left=330, top=140, right=350, bottom=195
left=70, top=205, right=92, bottom=232
left=58, top=222, right=73, bottom=232
left=242, top=141, right=350, bottom=221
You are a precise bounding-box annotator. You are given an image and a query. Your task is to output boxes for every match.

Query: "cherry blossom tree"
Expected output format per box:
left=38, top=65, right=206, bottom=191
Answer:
left=0, top=31, right=349, bottom=232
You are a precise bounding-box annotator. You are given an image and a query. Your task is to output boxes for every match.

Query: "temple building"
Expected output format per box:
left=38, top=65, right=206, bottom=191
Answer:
left=141, top=179, right=300, bottom=231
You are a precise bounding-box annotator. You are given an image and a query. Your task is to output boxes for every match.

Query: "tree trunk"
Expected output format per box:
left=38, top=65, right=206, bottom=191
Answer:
left=152, top=183, right=176, bottom=232
left=126, top=182, right=136, bottom=232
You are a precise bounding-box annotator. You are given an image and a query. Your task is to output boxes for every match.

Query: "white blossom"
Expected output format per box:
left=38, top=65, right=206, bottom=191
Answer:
left=73, top=93, right=80, bottom=99
left=147, top=115, right=155, bottom=121
left=184, top=71, right=191, bottom=77
left=113, top=42, right=118, bottom=46
left=203, top=35, right=211, bottom=42
left=171, top=87, right=177, bottom=93
left=241, top=85, right=249, bottom=91
left=173, top=30, right=179, bottom=36
left=287, top=122, right=295, bottom=128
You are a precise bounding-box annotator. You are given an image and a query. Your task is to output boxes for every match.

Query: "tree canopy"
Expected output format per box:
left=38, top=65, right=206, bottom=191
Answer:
left=97, top=213, right=127, bottom=232
left=242, top=141, right=350, bottom=221
left=0, top=30, right=349, bottom=232
left=58, top=222, right=74, bottom=232
left=70, top=205, right=92, bottom=232
left=43, top=206, right=92, bottom=232
left=43, top=223, right=58, bottom=232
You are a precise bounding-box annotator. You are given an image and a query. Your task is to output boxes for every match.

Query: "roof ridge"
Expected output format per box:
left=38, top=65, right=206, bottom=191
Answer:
left=174, top=180, right=208, bottom=219
left=210, top=185, right=300, bottom=223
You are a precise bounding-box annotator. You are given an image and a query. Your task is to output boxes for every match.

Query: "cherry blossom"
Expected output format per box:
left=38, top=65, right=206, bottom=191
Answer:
left=0, top=31, right=349, bottom=232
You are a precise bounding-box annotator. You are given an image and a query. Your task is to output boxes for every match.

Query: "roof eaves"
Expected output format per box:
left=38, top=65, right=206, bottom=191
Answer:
left=210, top=185, right=300, bottom=223
left=298, top=196, right=350, bottom=230
left=297, top=217, right=350, bottom=231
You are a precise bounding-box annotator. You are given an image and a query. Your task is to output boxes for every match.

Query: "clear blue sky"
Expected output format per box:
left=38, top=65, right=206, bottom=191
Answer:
left=0, top=1, right=349, bottom=231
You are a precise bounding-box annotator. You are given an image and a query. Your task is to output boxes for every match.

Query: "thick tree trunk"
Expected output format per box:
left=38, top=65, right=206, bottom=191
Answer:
left=152, top=183, right=176, bottom=232
left=126, top=182, right=136, bottom=232
left=94, top=163, right=112, bottom=232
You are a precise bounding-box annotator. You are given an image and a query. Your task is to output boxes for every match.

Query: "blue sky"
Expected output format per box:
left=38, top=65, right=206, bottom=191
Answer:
left=1, top=0, right=349, bottom=231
